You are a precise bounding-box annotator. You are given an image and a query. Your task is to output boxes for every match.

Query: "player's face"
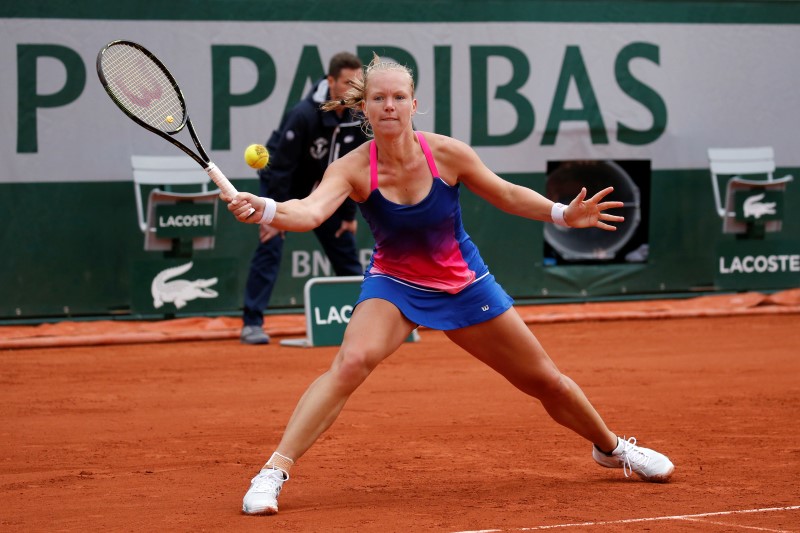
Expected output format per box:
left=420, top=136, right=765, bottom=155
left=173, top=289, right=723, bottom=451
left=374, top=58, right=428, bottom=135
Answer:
left=363, top=70, right=416, bottom=135
left=329, top=68, right=362, bottom=102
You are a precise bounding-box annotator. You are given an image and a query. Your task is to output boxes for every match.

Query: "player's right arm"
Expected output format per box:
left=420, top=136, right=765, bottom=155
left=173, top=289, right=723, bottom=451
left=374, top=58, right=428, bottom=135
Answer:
left=228, top=154, right=359, bottom=231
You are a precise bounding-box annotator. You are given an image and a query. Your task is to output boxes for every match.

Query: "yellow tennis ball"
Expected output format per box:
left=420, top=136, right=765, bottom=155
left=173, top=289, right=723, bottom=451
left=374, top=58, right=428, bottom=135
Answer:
left=244, top=144, right=269, bottom=169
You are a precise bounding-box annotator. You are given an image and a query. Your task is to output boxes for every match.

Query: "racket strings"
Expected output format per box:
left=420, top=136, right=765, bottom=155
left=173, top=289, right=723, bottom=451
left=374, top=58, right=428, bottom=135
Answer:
left=101, top=45, right=185, bottom=133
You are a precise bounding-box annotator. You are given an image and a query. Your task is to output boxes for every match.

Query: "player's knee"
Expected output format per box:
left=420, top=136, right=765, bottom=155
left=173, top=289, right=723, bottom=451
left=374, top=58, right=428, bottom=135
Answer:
left=330, top=346, right=377, bottom=391
left=516, top=368, right=567, bottom=400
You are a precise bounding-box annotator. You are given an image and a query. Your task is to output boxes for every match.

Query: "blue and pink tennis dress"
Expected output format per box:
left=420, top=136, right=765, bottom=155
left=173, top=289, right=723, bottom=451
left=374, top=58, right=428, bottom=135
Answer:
left=354, top=132, right=513, bottom=330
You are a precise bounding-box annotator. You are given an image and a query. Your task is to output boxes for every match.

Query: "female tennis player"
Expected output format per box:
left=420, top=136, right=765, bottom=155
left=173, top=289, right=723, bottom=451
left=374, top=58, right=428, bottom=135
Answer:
left=225, top=54, right=674, bottom=515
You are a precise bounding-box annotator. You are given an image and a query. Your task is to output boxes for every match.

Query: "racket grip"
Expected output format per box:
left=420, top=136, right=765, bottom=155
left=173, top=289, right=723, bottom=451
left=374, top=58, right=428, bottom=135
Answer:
left=205, top=162, right=238, bottom=198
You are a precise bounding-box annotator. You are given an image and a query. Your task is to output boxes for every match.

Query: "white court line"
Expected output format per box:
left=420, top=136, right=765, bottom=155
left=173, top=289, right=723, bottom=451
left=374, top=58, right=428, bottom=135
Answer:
left=452, top=505, right=800, bottom=533
left=678, top=516, right=791, bottom=532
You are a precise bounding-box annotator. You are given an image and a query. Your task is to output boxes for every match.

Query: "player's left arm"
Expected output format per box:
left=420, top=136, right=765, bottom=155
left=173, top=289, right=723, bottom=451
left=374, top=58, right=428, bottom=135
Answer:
left=443, top=137, right=624, bottom=230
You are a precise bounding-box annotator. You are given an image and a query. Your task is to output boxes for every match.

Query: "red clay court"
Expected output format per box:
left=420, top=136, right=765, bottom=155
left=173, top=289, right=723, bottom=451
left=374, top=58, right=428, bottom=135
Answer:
left=1, top=292, right=799, bottom=532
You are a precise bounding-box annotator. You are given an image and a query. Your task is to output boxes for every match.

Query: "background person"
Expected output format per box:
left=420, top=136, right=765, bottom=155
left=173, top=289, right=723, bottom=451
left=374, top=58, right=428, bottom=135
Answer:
left=241, top=51, right=368, bottom=344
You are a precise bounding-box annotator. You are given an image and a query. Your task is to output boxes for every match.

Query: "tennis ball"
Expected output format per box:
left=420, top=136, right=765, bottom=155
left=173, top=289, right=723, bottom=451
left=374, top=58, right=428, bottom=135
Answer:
left=244, top=144, right=269, bottom=169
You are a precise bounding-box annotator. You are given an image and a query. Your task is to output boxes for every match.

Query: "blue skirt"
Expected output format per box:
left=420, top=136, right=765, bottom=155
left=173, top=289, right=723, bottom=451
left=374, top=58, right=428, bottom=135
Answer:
left=354, top=272, right=514, bottom=330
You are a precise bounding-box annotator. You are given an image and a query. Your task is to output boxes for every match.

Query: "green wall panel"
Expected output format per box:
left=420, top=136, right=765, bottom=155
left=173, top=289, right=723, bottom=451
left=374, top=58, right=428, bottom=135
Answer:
left=4, top=1, right=800, bottom=23
left=1, top=167, right=798, bottom=321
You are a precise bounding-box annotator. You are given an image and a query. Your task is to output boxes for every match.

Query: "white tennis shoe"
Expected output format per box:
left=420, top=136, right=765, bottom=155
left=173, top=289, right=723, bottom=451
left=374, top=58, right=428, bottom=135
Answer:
left=593, top=436, right=674, bottom=482
left=242, top=467, right=287, bottom=515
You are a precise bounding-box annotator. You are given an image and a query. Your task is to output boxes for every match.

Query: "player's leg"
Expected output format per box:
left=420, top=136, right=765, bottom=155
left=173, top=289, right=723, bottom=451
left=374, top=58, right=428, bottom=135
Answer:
left=444, top=307, right=673, bottom=482
left=278, top=298, right=415, bottom=458
left=243, top=298, right=416, bottom=514
left=446, top=307, right=615, bottom=447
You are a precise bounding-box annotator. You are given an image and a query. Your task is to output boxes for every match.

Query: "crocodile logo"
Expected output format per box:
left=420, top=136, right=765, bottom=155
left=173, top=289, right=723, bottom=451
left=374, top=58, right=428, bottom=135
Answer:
left=151, top=261, right=218, bottom=309
left=743, top=193, right=776, bottom=219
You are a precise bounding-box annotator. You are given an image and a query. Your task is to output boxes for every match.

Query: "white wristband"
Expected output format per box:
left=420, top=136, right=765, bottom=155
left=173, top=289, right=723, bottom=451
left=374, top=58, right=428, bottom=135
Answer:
left=551, top=202, right=570, bottom=227
left=259, top=197, right=277, bottom=224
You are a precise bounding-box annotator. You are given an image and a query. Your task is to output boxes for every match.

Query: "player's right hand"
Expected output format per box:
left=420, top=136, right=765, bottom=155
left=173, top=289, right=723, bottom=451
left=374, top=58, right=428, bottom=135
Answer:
left=227, top=192, right=261, bottom=223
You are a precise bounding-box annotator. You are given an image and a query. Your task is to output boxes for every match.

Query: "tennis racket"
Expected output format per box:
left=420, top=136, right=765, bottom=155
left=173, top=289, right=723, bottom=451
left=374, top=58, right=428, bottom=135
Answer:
left=96, top=40, right=246, bottom=208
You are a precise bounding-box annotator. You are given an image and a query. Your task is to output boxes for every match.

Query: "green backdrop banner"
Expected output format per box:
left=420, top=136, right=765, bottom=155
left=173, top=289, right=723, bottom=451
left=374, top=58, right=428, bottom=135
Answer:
left=715, top=240, right=800, bottom=291
left=1, top=168, right=797, bottom=320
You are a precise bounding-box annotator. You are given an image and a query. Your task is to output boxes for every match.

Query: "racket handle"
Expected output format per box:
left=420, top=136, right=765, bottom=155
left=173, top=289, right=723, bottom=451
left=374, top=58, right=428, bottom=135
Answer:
left=205, top=162, right=238, bottom=198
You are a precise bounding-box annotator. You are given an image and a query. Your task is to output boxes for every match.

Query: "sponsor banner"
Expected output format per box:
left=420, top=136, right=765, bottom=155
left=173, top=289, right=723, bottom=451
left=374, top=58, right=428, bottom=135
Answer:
left=130, top=258, right=239, bottom=314
left=715, top=240, right=800, bottom=290
left=154, top=203, right=216, bottom=238
left=2, top=19, right=800, bottom=184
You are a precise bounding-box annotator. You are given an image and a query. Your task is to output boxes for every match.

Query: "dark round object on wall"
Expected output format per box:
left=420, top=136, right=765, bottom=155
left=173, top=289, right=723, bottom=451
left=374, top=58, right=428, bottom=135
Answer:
left=544, top=160, right=641, bottom=261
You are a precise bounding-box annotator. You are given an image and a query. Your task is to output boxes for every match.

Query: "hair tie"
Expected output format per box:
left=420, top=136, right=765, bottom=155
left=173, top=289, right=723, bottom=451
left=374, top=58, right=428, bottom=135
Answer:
left=340, top=99, right=346, bottom=105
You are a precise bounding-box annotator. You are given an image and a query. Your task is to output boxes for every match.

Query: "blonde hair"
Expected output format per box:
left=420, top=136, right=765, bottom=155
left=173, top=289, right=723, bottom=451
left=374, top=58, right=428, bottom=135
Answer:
left=321, top=52, right=415, bottom=136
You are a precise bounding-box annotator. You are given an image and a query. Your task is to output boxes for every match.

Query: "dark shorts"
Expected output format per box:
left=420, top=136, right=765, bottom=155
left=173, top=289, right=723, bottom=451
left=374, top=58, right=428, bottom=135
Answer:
left=354, top=272, right=514, bottom=331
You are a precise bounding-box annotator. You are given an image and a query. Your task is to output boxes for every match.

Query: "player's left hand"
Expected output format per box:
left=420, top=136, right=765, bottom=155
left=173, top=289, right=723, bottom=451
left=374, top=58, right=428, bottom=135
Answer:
left=565, top=187, right=624, bottom=230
